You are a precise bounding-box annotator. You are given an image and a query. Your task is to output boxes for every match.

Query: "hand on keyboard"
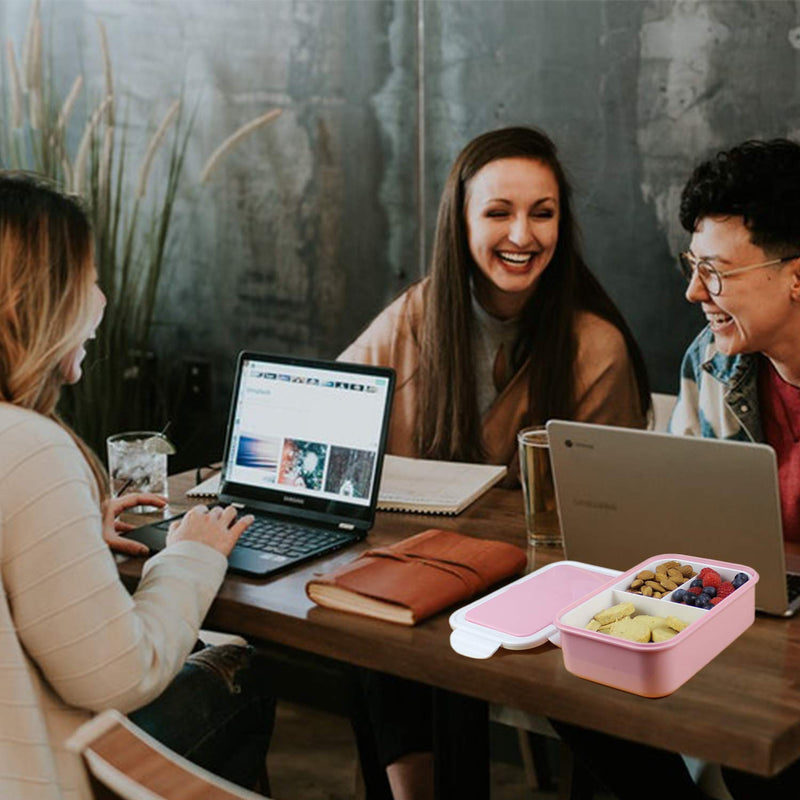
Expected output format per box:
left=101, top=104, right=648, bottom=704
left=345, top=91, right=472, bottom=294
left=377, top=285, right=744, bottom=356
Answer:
left=166, top=504, right=255, bottom=557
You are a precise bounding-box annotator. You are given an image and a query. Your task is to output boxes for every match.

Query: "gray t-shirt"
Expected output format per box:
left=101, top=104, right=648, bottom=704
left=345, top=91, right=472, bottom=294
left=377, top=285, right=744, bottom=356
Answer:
left=470, top=292, right=521, bottom=416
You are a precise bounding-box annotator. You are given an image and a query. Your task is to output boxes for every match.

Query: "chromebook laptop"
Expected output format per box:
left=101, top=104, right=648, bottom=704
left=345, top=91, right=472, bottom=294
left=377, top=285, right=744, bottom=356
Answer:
left=546, top=420, right=800, bottom=617
left=126, top=352, right=395, bottom=577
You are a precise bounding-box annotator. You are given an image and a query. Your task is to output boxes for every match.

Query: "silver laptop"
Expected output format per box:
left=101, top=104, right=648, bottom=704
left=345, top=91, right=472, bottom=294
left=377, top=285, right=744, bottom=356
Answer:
left=546, top=420, right=800, bottom=617
left=127, top=352, right=395, bottom=577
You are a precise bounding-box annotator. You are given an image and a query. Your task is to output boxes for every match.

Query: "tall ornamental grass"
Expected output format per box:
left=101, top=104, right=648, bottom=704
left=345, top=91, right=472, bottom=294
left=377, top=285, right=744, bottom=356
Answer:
left=1, top=0, right=280, bottom=456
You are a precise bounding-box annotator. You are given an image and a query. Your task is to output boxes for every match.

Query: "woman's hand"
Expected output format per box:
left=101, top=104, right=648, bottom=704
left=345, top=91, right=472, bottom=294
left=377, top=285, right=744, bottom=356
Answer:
left=102, top=493, right=167, bottom=556
left=166, top=504, right=254, bottom=557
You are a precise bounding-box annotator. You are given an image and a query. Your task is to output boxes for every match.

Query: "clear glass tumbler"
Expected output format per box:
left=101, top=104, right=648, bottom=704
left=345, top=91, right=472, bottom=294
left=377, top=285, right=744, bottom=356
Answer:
left=517, top=426, right=562, bottom=546
left=106, top=431, right=171, bottom=512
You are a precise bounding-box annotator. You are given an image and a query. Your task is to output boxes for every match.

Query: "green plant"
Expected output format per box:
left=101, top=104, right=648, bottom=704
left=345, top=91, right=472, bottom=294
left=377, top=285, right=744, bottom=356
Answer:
left=1, top=1, right=279, bottom=457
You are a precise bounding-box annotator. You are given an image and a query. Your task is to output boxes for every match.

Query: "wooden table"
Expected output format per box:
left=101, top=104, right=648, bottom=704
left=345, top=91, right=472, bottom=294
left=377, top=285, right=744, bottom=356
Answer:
left=119, top=471, right=800, bottom=793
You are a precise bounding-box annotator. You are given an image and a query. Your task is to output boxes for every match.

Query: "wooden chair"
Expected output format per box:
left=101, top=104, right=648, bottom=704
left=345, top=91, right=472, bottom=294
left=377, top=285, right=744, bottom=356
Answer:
left=67, top=709, right=269, bottom=800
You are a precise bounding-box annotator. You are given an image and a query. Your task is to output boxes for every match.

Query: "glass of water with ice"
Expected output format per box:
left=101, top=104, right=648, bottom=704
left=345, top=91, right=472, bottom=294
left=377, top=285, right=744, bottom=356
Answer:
left=106, top=431, right=174, bottom=512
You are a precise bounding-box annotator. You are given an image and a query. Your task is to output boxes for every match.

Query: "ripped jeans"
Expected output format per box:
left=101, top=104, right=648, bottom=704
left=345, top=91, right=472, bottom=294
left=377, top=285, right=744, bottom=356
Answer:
left=129, top=644, right=275, bottom=791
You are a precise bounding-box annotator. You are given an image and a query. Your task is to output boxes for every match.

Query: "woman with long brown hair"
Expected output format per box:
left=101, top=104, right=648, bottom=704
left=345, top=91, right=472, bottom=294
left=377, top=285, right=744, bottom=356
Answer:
left=342, top=126, right=650, bottom=799
left=0, top=172, right=274, bottom=799
left=343, top=126, right=649, bottom=486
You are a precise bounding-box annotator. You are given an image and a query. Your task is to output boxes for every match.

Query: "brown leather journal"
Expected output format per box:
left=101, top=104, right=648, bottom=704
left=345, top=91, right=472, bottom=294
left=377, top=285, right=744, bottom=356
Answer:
left=306, top=528, right=527, bottom=625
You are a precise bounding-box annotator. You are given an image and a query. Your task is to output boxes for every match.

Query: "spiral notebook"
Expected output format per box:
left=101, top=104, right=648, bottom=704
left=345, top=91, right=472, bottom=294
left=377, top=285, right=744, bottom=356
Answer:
left=188, top=455, right=507, bottom=516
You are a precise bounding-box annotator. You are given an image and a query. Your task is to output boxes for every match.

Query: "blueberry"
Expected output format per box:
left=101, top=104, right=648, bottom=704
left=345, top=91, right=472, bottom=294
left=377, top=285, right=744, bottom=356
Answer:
left=671, top=589, right=687, bottom=603
left=696, top=596, right=712, bottom=609
left=683, top=594, right=696, bottom=606
left=702, top=586, right=717, bottom=597
left=690, top=578, right=704, bottom=588
left=732, top=572, right=749, bottom=588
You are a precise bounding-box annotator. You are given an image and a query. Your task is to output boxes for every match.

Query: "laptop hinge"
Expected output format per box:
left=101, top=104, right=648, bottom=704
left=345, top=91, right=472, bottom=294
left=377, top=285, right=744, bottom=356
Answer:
left=338, top=522, right=356, bottom=531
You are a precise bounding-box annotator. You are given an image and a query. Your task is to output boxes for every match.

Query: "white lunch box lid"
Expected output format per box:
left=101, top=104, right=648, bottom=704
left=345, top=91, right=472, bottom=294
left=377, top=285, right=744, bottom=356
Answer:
left=449, top=560, right=621, bottom=659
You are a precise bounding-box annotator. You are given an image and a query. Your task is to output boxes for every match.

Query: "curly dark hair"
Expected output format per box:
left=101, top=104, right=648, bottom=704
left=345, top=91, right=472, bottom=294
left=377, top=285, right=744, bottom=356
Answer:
left=679, top=139, right=800, bottom=254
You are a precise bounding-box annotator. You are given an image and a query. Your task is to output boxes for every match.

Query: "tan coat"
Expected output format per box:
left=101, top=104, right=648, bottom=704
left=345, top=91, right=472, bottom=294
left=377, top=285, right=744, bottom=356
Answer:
left=340, top=280, right=646, bottom=484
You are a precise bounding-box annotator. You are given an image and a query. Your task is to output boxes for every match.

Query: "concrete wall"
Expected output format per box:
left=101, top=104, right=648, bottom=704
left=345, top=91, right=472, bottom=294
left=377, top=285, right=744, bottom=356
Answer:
left=3, top=0, right=800, bottom=460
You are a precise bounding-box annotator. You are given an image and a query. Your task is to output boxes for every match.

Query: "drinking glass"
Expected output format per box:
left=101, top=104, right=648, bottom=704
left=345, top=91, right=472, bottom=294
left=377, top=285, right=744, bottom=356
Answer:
left=517, top=426, right=562, bottom=546
left=107, top=431, right=171, bottom=512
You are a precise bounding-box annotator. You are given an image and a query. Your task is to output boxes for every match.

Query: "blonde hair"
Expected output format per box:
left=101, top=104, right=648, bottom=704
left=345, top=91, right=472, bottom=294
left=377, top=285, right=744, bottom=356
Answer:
left=0, top=172, right=108, bottom=495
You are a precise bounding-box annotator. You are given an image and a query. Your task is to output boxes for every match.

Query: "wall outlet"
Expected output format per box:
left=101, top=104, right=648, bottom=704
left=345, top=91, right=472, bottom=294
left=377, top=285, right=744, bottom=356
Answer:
left=183, top=358, right=211, bottom=412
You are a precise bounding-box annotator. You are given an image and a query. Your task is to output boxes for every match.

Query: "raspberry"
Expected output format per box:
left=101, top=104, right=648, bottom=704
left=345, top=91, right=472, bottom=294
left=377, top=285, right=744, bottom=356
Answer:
left=717, top=582, right=735, bottom=599
left=687, top=586, right=703, bottom=595
left=710, top=597, right=723, bottom=605
left=698, top=567, right=716, bottom=578
left=702, top=571, right=722, bottom=590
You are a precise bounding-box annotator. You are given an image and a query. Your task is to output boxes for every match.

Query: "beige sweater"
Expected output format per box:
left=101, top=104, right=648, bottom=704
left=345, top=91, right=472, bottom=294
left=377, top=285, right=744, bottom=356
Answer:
left=0, top=404, right=228, bottom=800
left=340, top=280, right=646, bottom=484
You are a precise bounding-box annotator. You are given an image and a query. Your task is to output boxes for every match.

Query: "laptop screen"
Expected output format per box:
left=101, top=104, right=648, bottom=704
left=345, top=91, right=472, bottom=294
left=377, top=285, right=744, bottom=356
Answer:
left=220, top=352, right=394, bottom=525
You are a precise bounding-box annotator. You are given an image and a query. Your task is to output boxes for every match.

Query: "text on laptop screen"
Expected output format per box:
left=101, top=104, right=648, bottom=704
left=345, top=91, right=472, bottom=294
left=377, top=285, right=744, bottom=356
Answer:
left=225, top=358, right=391, bottom=507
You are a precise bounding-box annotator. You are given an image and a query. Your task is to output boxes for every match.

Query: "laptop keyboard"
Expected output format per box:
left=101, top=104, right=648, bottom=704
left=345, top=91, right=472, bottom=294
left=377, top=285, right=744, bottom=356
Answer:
left=787, top=572, right=800, bottom=604
left=237, top=516, right=353, bottom=558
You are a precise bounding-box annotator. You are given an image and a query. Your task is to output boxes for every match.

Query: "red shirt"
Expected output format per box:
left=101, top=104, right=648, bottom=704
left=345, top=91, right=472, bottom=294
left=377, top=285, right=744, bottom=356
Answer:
left=758, top=357, right=800, bottom=543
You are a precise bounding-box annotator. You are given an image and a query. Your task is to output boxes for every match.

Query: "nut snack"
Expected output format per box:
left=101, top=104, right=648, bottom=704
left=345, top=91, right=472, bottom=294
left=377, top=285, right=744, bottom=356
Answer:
left=626, top=559, right=697, bottom=598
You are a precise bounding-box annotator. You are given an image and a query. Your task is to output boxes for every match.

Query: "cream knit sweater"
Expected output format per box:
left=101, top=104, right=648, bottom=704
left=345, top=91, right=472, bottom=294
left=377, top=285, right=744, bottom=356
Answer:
left=0, top=403, right=228, bottom=799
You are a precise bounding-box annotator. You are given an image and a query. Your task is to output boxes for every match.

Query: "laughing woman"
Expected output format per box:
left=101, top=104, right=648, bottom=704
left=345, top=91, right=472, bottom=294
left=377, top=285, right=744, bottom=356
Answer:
left=341, top=126, right=651, bottom=800
left=0, top=173, right=274, bottom=799
left=341, top=126, right=650, bottom=487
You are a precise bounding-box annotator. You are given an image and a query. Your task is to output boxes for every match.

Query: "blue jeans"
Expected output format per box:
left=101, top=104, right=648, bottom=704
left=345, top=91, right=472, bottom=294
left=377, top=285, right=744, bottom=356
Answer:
left=129, top=644, right=275, bottom=790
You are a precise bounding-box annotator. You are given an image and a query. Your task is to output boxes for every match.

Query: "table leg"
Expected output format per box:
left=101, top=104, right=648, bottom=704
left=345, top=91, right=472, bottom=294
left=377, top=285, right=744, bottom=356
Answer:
left=432, top=688, right=489, bottom=799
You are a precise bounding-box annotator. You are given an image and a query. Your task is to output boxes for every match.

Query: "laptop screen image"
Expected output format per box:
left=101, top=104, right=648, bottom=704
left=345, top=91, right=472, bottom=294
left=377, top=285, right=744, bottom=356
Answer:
left=219, top=353, right=394, bottom=528
left=546, top=420, right=797, bottom=616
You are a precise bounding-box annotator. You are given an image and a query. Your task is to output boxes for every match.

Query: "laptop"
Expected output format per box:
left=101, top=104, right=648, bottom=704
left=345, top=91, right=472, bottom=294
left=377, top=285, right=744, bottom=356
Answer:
left=126, top=352, right=395, bottom=577
left=546, top=420, right=800, bottom=617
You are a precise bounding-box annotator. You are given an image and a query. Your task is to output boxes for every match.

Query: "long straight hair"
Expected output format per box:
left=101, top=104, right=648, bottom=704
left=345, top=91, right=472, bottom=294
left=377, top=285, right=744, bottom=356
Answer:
left=416, top=127, right=650, bottom=461
left=0, top=172, right=108, bottom=494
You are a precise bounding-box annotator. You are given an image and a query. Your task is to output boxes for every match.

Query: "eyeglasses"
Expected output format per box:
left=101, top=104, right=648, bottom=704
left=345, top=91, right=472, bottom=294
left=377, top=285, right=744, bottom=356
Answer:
left=678, top=251, right=800, bottom=296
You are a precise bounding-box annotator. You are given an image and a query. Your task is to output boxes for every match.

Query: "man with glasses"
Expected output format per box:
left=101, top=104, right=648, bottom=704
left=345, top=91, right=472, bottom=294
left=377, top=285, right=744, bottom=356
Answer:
left=671, top=139, right=800, bottom=556
left=554, top=139, right=800, bottom=799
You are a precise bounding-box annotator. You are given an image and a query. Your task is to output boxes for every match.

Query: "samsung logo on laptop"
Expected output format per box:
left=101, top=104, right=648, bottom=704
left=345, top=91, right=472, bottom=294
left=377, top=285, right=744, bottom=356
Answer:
left=284, top=496, right=305, bottom=505
left=573, top=499, right=617, bottom=512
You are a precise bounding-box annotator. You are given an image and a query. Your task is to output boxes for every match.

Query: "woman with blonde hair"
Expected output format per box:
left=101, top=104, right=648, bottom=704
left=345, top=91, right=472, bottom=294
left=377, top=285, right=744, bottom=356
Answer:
left=0, top=172, right=274, bottom=799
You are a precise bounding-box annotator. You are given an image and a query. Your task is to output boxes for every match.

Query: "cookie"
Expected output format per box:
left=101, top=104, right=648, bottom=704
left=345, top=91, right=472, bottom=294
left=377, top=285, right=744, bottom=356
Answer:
left=607, top=617, right=652, bottom=643
left=652, top=627, right=678, bottom=643
left=593, top=601, right=636, bottom=626
left=635, top=615, right=671, bottom=633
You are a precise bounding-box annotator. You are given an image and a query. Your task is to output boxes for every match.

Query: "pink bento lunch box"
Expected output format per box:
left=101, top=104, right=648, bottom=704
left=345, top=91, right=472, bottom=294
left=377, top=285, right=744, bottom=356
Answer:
left=554, top=553, right=759, bottom=697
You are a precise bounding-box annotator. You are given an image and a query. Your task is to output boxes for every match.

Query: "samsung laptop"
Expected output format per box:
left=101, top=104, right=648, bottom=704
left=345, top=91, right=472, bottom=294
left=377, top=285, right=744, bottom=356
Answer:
left=126, top=352, right=395, bottom=577
left=546, top=420, right=800, bottom=617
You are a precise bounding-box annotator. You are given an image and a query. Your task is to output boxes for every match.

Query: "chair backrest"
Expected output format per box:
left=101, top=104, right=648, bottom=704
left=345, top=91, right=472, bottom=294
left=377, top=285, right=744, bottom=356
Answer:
left=67, top=710, right=267, bottom=800
left=651, top=392, right=677, bottom=433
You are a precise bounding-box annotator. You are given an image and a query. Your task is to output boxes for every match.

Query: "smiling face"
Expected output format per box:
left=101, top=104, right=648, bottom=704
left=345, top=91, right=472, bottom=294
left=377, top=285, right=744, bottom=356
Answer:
left=686, top=215, right=800, bottom=361
left=59, top=271, right=106, bottom=385
left=464, top=157, right=559, bottom=319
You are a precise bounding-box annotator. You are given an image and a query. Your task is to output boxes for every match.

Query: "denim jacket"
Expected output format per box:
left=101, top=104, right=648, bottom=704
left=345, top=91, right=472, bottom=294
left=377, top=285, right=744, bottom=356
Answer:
left=668, top=326, right=764, bottom=443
